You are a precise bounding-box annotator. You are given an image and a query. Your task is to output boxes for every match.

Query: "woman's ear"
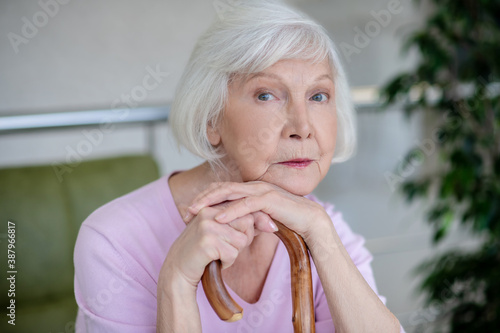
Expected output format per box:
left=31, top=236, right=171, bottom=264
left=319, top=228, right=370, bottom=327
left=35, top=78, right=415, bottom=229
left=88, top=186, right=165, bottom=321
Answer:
left=207, top=123, right=221, bottom=146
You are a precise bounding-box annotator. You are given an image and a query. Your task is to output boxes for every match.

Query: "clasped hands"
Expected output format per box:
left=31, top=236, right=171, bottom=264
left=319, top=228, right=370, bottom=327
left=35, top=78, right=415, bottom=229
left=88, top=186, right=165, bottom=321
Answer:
left=163, top=181, right=333, bottom=290
left=185, top=181, right=331, bottom=248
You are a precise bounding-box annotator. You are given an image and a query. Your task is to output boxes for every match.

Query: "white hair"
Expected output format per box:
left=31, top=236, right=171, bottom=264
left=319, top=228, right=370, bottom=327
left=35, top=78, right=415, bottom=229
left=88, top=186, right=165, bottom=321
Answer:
left=170, top=0, right=356, bottom=166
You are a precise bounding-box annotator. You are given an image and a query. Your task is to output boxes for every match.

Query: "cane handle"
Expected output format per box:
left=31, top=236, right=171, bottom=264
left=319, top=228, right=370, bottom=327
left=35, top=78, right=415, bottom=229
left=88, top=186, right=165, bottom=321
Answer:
left=201, top=220, right=315, bottom=332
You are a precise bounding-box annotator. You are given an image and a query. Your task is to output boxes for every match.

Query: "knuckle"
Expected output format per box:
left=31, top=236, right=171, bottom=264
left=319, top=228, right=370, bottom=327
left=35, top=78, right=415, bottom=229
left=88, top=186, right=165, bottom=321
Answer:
left=221, top=247, right=238, bottom=268
left=235, top=232, right=248, bottom=249
left=243, top=214, right=255, bottom=226
left=197, top=207, right=206, bottom=218
left=231, top=216, right=250, bottom=231
left=253, top=211, right=265, bottom=218
left=269, top=189, right=279, bottom=198
left=198, top=231, right=214, bottom=248
left=204, top=247, right=219, bottom=262
left=223, top=226, right=247, bottom=251
left=198, top=217, right=215, bottom=234
left=254, top=212, right=269, bottom=225
left=227, top=246, right=239, bottom=261
left=262, top=191, right=272, bottom=199
left=259, top=181, right=273, bottom=191
left=261, top=191, right=275, bottom=202
left=200, top=237, right=218, bottom=261
left=198, top=207, right=211, bottom=220
left=242, top=196, right=253, bottom=209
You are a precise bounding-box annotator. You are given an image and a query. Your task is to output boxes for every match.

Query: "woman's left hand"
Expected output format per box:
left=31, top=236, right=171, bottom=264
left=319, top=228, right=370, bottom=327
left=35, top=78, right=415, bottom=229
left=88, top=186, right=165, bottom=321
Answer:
left=184, top=181, right=332, bottom=245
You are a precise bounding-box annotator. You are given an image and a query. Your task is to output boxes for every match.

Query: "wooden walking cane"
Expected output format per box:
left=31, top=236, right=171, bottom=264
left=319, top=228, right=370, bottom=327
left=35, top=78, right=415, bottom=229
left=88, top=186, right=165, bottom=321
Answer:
left=202, top=220, right=316, bottom=333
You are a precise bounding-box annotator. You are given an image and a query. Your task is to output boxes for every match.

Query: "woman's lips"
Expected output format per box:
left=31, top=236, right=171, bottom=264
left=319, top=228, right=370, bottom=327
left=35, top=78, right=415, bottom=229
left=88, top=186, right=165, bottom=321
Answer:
left=278, top=159, right=313, bottom=169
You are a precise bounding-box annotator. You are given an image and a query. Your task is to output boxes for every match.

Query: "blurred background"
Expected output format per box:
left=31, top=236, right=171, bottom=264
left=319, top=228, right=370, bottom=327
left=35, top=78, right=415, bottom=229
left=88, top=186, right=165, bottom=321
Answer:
left=1, top=0, right=495, bottom=332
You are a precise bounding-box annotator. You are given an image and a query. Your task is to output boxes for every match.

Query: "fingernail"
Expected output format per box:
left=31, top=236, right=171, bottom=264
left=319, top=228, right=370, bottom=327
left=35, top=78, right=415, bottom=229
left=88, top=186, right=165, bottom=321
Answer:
left=215, top=213, right=226, bottom=222
left=269, top=220, right=278, bottom=232
left=183, top=211, right=191, bottom=221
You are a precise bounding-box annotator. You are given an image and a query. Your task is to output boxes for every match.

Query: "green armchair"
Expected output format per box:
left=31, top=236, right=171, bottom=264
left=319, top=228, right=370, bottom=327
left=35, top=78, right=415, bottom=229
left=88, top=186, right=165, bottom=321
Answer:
left=0, top=155, right=160, bottom=333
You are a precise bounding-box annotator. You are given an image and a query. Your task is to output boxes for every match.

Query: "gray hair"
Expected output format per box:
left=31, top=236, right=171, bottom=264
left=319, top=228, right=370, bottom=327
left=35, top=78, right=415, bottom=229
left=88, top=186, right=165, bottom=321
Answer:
left=170, top=0, right=356, bottom=165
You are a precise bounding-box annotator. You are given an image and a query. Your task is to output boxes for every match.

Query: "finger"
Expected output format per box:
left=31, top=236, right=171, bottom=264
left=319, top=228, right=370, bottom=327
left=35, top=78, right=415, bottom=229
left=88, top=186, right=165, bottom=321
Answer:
left=253, top=211, right=278, bottom=233
left=217, top=239, right=240, bottom=270
left=212, top=218, right=249, bottom=251
left=190, top=183, right=242, bottom=211
left=189, top=182, right=270, bottom=215
left=185, top=202, right=225, bottom=224
left=214, top=224, right=253, bottom=270
left=228, top=214, right=255, bottom=245
left=184, top=187, right=243, bottom=223
left=214, top=193, right=317, bottom=237
left=226, top=212, right=278, bottom=240
left=200, top=219, right=249, bottom=257
left=184, top=193, right=248, bottom=224
left=227, top=214, right=253, bottom=232
left=214, top=193, right=277, bottom=224
left=183, top=210, right=194, bottom=223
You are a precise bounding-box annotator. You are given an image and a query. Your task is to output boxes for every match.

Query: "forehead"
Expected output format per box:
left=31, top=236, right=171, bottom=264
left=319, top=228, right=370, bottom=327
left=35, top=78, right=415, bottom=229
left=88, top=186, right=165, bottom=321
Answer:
left=233, top=58, right=334, bottom=87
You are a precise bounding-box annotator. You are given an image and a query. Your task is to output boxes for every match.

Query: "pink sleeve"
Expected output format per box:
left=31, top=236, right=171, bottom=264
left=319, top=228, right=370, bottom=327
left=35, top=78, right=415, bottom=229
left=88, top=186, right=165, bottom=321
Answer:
left=74, top=225, right=156, bottom=333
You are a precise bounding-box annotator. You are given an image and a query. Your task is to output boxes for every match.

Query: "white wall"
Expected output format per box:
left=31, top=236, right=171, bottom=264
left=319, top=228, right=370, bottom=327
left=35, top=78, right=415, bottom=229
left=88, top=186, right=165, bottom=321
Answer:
left=0, top=0, right=477, bottom=331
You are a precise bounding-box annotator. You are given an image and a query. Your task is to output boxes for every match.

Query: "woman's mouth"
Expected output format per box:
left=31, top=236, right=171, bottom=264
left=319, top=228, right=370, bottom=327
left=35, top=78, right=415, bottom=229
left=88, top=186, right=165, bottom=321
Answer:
left=278, top=159, right=313, bottom=169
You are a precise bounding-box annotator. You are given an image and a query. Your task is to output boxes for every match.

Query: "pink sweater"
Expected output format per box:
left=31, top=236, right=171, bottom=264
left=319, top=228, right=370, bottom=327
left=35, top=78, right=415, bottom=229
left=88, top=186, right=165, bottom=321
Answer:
left=74, top=175, right=389, bottom=332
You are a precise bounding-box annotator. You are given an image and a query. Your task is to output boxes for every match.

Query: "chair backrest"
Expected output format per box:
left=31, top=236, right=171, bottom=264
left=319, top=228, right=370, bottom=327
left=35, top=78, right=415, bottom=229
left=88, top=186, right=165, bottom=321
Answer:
left=0, top=155, right=160, bottom=332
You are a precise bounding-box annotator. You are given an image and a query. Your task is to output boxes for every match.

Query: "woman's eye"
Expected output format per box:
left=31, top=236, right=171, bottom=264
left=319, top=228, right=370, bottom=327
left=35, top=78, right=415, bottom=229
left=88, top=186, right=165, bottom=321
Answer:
left=257, top=93, right=275, bottom=101
left=311, top=93, right=328, bottom=102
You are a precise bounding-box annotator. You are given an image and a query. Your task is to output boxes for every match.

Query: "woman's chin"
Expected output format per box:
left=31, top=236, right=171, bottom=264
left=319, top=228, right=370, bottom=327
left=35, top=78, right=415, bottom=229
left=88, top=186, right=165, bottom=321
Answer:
left=265, top=174, right=319, bottom=197
left=281, top=182, right=316, bottom=196
left=240, top=163, right=323, bottom=195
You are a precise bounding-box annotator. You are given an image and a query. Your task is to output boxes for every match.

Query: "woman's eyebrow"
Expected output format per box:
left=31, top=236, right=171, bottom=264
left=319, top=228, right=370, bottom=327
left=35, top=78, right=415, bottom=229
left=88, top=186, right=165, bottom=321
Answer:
left=246, top=72, right=334, bottom=84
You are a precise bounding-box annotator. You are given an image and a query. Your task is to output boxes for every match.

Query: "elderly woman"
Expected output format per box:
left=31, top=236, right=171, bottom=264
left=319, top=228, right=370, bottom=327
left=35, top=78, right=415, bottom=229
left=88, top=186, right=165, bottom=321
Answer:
left=74, top=2, right=403, bottom=332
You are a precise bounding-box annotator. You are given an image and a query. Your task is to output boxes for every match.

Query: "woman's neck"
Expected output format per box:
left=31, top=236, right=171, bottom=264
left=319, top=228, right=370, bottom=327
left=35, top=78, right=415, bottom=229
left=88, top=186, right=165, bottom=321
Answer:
left=168, top=162, right=215, bottom=219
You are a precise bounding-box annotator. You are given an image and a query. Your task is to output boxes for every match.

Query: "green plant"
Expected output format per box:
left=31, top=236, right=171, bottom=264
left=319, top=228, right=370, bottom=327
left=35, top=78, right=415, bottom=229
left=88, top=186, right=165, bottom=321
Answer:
left=381, top=0, right=500, bottom=331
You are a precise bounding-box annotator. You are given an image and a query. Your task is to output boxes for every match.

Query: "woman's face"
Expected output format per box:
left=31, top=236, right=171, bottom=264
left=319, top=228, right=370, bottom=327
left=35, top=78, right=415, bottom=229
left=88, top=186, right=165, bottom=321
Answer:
left=209, top=58, right=337, bottom=196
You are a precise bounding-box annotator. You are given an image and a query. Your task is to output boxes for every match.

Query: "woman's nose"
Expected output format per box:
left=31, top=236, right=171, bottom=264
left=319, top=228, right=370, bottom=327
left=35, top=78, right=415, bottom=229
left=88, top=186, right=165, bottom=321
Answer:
left=283, top=101, right=313, bottom=139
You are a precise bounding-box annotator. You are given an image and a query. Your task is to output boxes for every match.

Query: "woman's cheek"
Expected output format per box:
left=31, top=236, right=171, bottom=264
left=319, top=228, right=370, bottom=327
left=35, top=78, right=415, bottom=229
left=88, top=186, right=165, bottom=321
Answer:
left=320, top=113, right=337, bottom=141
left=240, top=111, right=275, bottom=147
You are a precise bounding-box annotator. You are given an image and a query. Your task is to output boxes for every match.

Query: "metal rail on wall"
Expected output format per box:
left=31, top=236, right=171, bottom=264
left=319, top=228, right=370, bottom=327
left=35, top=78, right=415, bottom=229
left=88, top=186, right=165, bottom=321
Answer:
left=0, top=106, right=170, bottom=134
left=0, top=106, right=171, bottom=154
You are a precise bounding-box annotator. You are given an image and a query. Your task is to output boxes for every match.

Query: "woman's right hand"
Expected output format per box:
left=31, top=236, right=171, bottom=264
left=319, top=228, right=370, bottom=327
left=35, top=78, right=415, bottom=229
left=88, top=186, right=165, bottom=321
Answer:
left=159, top=202, right=277, bottom=290
left=157, top=204, right=275, bottom=333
